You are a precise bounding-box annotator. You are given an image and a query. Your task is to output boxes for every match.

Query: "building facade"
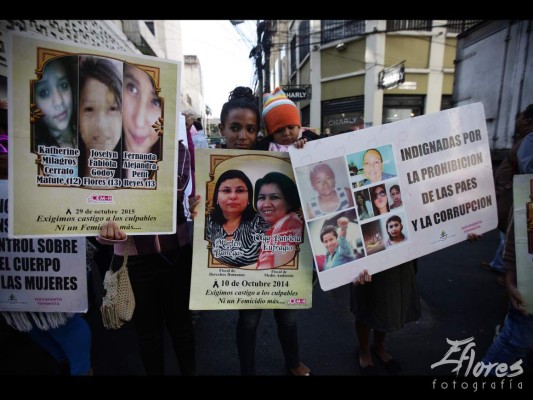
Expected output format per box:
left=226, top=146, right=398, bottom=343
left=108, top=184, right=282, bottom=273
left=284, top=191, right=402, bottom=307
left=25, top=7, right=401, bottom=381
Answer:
left=268, top=20, right=481, bottom=135
left=0, top=20, right=204, bottom=123
left=453, top=20, right=533, bottom=157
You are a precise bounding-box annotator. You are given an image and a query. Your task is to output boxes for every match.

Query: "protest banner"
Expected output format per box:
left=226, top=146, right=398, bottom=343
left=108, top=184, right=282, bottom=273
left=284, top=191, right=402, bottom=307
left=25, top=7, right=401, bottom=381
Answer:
left=189, top=149, right=313, bottom=310
left=289, top=103, right=497, bottom=290
left=0, top=180, right=87, bottom=312
left=514, top=174, right=533, bottom=314
left=7, top=32, right=180, bottom=237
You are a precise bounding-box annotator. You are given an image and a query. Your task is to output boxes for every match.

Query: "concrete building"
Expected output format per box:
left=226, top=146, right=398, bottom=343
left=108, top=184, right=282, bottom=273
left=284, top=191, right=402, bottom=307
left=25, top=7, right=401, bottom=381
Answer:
left=267, top=20, right=481, bottom=135
left=0, top=20, right=205, bottom=121
left=453, top=20, right=533, bottom=158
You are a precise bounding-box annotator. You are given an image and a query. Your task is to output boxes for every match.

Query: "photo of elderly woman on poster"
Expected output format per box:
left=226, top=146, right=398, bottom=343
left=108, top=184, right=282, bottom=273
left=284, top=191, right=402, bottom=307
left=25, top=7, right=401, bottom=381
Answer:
left=206, top=169, right=269, bottom=268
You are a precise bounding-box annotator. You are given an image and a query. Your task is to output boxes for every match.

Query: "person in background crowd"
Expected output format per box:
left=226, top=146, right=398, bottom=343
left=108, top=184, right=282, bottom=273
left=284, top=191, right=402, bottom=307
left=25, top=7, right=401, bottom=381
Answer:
left=480, top=104, right=533, bottom=372
left=192, top=119, right=209, bottom=149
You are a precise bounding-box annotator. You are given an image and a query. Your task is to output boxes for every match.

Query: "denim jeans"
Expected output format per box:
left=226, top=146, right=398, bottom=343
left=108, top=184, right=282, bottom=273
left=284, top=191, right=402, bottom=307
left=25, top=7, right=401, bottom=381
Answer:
left=482, top=305, right=533, bottom=371
left=28, top=313, right=91, bottom=375
left=123, top=245, right=195, bottom=375
left=489, top=231, right=505, bottom=272
left=236, top=309, right=300, bottom=375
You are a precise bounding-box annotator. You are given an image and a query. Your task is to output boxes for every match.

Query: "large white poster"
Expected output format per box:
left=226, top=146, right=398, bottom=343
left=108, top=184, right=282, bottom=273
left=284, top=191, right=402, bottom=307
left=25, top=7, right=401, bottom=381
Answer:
left=0, top=180, right=87, bottom=312
left=513, top=174, right=533, bottom=314
left=289, top=103, right=497, bottom=290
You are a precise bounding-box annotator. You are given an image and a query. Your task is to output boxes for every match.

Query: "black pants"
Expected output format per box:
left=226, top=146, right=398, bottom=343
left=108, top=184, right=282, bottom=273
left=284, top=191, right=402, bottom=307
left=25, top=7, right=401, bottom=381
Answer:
left=236, top=309, right=300, bottom=375
left=119, top=245, right=195, bottom=375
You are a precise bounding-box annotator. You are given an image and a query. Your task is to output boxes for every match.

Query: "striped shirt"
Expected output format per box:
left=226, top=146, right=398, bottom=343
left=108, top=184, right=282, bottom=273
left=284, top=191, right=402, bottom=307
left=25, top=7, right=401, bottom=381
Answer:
left=308, top=187, right=351, bottom=218
left=206, top=213, right=269, bottom=267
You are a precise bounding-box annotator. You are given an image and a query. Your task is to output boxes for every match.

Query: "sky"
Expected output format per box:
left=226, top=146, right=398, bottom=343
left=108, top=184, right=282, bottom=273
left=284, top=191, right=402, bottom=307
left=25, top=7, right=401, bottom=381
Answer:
left=181, top=20, right=258, bottom=120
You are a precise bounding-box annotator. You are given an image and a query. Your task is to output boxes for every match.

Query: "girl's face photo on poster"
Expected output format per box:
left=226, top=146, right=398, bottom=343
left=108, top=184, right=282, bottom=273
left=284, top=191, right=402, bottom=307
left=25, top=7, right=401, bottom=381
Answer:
left=32, top=55, right=79, bottom=151
left=122, top=63, right=163, bottom=157
left=381, top=210, right=409, bottom=249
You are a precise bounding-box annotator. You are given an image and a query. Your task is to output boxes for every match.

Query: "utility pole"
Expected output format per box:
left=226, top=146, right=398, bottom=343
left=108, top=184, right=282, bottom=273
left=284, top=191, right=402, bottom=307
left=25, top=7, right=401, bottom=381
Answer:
left=263, top=20, right=272, bottom=94
left=255, top=20, right=266, bottom=111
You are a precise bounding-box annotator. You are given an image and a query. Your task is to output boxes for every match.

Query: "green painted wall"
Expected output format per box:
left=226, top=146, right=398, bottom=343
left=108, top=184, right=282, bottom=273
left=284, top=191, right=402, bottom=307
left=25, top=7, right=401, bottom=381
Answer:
left=385, top=36, right=430, bottom=69
left=321, top=76, right=365, bottom=100
left=321, top=38, right=366, bottom=78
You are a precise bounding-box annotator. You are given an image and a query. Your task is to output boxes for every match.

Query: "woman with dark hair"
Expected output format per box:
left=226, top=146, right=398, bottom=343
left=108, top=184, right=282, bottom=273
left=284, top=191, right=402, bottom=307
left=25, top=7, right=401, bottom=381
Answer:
left=371, top=184, right=390, bottom=215
left=384, top=215, right=407, bottom=248
left=33, top=56, right=78, bottom=151
left=206, top=169, right=268, bottom=268
left=216, top=87, right=309, bottom=376
left=78, top=56, right=123, bottom=184
left=254, top=171, right=303, bottom=270
left=356, top=192, right=373, bottom=220
left=389, top=184, right=403, bottom=209
left=122, top=63, right=162, bottom=157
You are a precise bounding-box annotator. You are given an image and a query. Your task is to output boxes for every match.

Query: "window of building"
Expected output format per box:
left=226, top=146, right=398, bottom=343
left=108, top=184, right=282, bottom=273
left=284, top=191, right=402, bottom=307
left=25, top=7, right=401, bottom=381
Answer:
left=321, top=20, right=365, bottom=45
left=382, top=95, right=424, bottom=124
left=299, top=20, right=310, bottom=63
left=386, top=20, right=432, bottom=32
left=290, top=35, right=297, bottom=75
left=144, top=21, right=155, bottom=36
left=446, top=20, right=484, bottom=34
left=321, top=96, right=365, bottom=135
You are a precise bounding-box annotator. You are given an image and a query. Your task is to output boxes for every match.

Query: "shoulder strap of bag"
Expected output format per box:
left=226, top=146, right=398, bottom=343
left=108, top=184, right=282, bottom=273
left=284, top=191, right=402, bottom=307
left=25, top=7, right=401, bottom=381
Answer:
left=109, top=237, right=131, bottom=272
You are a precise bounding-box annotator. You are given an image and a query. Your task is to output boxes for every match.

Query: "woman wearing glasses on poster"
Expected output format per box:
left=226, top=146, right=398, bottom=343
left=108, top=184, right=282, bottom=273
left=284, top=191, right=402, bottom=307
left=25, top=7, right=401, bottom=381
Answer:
left=370, top=184, right=390, bottom=215
left=206, top=169, right=269, bottom=268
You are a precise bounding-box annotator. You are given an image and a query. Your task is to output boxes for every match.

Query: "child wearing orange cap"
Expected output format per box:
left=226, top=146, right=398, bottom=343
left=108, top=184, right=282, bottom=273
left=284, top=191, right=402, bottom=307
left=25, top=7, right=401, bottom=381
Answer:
left=255, top=87, right=319, bottom=151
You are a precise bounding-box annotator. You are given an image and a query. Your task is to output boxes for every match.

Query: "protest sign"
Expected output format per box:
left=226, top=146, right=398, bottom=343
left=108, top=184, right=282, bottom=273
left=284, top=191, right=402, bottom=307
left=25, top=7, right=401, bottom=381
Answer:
left=0, top=180, right=87, bottom=312
left=8, top=32, right=180, bottom=236
left=190, top=149, right=313, bottom=310
left=289, top=103, right=497, bottom=290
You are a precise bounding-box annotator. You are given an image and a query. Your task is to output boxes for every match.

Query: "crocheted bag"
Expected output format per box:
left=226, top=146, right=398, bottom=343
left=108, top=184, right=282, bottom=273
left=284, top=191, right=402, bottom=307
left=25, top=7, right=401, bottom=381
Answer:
left=100, top=239, right=135, bottom=329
